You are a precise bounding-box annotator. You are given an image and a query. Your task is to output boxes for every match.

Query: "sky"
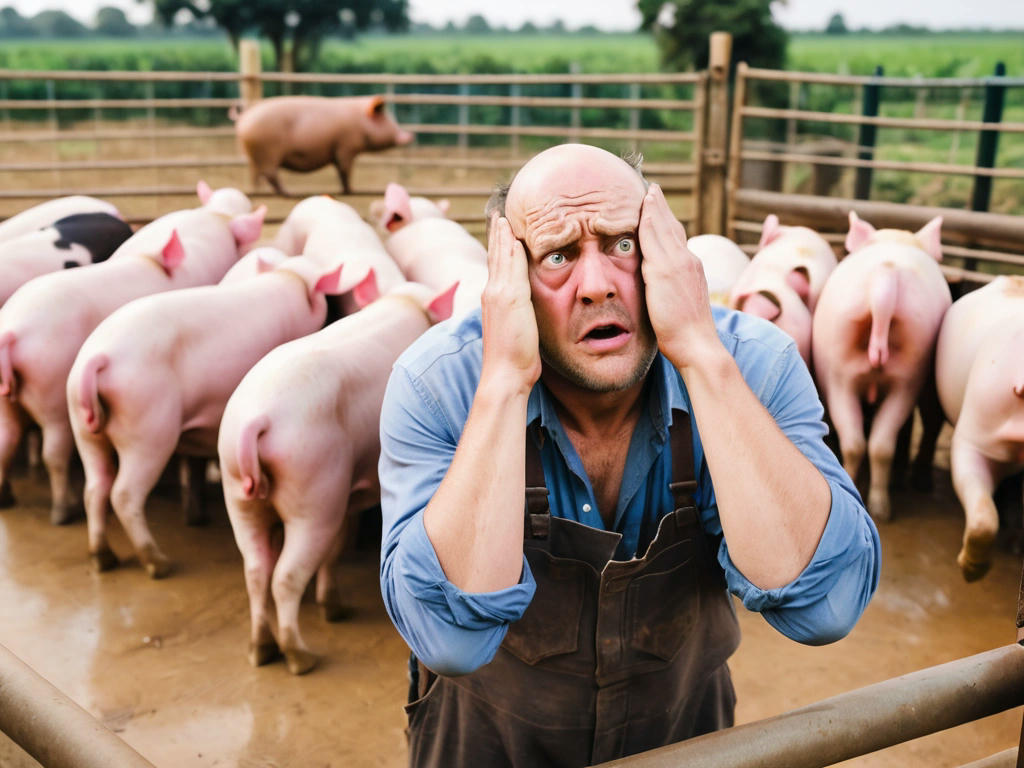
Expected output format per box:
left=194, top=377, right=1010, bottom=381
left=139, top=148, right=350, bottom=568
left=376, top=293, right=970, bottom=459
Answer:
left=8, top=0, right=1024, bottom=31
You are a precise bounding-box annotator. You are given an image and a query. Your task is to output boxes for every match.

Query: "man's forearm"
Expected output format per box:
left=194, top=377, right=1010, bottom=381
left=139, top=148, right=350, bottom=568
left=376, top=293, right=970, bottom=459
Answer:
left=423, top=375, right=531, bottom=593
left=677, top=343, right=830, bottom=590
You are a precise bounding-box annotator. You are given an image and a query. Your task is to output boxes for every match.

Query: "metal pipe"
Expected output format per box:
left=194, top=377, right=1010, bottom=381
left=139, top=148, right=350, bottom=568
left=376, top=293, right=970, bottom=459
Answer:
left=592, top=644, right=1024, bottom=768
left=0, top=643, right=155, bottom=768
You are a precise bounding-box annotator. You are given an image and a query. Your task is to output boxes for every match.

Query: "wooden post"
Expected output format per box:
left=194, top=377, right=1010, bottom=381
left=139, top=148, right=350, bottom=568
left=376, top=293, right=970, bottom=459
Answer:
left=698, top=31, right=731, bottom=235
left=725, top=62, right=748, bottom=244
left=569, top=61, right=582, bottom=143
left=239, top=39, right=262, bottom=108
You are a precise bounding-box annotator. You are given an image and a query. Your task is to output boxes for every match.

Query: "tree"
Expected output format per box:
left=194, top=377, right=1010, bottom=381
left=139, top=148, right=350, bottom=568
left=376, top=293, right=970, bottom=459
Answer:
left=636, top=0, right=787, bottom=73
left=95, top=6, right=138, bottom=36
left=0, top=6, right=36, bottom=37
left=463, top=14, right=491, bottom=34
left=31, top=9, right=89, bottom=37
left=145, top=0, right=409, bottom=71
left=825, top=12, right=848, bottom=35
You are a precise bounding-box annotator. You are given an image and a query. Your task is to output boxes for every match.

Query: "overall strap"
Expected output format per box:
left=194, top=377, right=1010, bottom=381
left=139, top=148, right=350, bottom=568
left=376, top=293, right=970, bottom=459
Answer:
left=524, top=425, right=551, bottom=540
left=668, top=411, right=697, bottom=511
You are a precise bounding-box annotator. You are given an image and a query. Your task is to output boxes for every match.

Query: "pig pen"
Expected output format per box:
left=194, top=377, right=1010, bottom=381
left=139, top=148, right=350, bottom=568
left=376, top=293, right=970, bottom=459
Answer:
left=0, top=421, right=1021, bottom=768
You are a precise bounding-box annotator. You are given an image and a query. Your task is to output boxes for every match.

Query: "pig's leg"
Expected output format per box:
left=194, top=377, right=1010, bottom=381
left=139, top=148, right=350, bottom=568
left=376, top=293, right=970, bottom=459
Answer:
left=76, top=432, right=119, bottom=572
left=950, top=433, right=1002, bottom=582
left=825, top=383, right=866, bottom=488
left=111, top=444, right=176, bottom=579
left=40, top=419, right=79, bottom=525
left=179, top=455, right=210, bottom=526
left=332, top=154, right=353, bottom=195
left=910, top=373, right=943, bottom=492
left=227, top=498, right=282, bottom=667
left=316, top=520, right=352, bottom=623
left=865, top=388, right=918, bottom=523
left=273, top=516, right=345, bottom=675
left=0, top=399, right=25, bottom=508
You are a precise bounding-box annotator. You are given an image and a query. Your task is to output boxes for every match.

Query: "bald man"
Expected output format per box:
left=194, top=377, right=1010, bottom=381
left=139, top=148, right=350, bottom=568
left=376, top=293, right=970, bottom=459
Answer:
left=379, top=144, right=879, bottom=768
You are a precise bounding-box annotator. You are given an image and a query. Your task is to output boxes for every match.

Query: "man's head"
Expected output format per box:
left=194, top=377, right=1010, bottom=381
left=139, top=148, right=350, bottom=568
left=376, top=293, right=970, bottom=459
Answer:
left=496, top=143, right=657, bottom=394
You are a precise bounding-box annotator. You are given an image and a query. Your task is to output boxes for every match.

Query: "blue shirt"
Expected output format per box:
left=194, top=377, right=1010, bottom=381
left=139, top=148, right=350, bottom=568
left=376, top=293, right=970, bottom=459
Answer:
left=379, top=306, right=880, bottom=676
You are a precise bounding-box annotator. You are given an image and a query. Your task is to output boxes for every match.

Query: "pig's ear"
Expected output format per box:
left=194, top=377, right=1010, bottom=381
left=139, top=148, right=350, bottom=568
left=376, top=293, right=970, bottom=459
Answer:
left=427, top=282, right=458, bottom=323
left=845, top=211, right=875, bottom=254
left=196, top=180, right=213, bottom=205
left=350, top=268, right=379, bottom=308
left=367, top=94, right=386, bottom=118
left=314, top=263, right=344, bottom=297
left=384, top=183, right=413, bottom=232
left=159, top=229, right=186, bottom=275
left=230, top=205, right=266, bottom=248
left=437, top=199, right=451, bottom=217
left=915, top=216, right=943, bottom=262
left=758, top=214, right=782, bottom=248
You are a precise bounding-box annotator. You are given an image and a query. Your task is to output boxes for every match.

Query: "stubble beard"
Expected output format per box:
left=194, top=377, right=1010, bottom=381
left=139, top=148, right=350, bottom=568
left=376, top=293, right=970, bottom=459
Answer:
left=538, top=319, right=659, bottom=393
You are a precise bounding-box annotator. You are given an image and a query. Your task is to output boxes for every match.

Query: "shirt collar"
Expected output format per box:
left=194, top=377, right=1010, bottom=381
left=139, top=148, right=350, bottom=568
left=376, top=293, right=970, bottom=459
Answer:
left=526, top=353, right=691, bottom=444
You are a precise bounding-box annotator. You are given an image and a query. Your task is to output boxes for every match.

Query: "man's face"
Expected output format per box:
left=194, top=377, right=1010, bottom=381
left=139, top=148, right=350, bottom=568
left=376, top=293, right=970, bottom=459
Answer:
left=506, top=145, right=657, bottom=393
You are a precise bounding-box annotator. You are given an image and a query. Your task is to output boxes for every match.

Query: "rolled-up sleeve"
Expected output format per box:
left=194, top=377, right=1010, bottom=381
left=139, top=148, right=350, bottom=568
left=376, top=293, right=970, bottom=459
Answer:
left=379, top=363, right=536, bottom=676
left=707, top=329, right=881, bottom=645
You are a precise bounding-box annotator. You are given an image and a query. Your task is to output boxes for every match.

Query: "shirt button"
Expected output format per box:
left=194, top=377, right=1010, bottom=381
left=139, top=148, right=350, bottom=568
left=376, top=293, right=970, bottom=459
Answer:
left=582, top=503, right=592, bottom=513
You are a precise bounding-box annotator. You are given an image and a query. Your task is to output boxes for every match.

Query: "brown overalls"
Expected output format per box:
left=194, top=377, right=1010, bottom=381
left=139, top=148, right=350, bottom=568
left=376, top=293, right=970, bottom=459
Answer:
left=406, top=413, right=741, bottom=767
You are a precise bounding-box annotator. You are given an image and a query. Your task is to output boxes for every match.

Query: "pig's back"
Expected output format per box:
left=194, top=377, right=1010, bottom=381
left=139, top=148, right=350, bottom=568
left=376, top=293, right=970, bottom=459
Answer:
left=936, top=276, right=1024, bottom=422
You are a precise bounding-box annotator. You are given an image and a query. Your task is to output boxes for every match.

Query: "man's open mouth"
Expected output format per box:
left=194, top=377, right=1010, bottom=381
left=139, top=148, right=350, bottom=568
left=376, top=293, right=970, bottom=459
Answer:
left=584, top=324, right=626, bottom=341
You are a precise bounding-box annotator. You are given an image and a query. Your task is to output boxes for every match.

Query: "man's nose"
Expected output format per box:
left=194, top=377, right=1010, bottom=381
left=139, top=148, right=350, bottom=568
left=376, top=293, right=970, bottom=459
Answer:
left=575, top=247, right=616, bottom=305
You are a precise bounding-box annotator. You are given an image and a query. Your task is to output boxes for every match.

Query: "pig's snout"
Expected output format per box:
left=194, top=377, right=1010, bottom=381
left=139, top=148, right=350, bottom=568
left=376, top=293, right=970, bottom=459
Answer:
left=396, top=129, right=415, bottom=146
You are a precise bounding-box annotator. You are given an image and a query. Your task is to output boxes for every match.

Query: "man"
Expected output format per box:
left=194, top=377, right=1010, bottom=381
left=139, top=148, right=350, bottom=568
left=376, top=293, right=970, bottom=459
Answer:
left=378, top=143, right=880, bottom=767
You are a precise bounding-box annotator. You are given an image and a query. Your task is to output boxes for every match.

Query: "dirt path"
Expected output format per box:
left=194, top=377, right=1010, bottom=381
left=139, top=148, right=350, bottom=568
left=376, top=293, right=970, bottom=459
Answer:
left=0, top=434, right=1021, bottom=767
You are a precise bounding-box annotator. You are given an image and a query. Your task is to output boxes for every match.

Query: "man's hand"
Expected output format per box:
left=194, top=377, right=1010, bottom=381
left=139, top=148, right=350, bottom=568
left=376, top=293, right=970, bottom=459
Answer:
left=481, top=214, right=541, bottom=394
left=638, top=183, right=722, bottom=370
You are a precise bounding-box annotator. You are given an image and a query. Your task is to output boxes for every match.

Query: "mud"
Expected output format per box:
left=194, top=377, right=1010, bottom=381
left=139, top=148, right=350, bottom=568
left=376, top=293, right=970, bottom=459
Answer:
left=0, top=425, right=1021, bottom=768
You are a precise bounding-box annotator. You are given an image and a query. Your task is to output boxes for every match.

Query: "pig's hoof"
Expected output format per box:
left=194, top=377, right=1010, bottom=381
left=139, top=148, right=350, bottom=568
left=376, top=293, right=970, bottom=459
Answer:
left=957, top=548, right=992, bottom=582
left=248, top=640, right=282, bottom=667
left=319, top=602, right=353, bottom=623
left=284, top=649, right=319, bottom=676
left=91, top=548, right=119, bottom=573
left=867, top=492, right=891, bottom=523
left=50, top=504, right=81, bottom=526
left=144, top=554, right=174, bottom=580
left=0, top=481, right=15, bottom=508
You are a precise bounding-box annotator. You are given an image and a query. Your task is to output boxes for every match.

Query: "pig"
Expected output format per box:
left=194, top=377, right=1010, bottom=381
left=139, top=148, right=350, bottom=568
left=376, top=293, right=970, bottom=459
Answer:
left=369, top=182, right=450, bottom=236
left=67, top=252, right=343, bottom=579
left=0, top=182, right=264, bottom=524
left=731, top=275, right=813, bottom=367
left=730, top=214, right=837, bottom=313
left=0, top=196, right=120, bottom=243
left=218, top=277, right=455, bottom=674
left=233, top=95, right=415, bottom=196
left=686, top=233, right=750, bottom=307
left=378, top=183, right=486, bottom=317
left=812, top=212, right=951, bottom=523
left=276, top=196, right=405, bottom=316
left=934, top=275, right=1024, bottom=581
left=0, top=212, right=134, bottom=306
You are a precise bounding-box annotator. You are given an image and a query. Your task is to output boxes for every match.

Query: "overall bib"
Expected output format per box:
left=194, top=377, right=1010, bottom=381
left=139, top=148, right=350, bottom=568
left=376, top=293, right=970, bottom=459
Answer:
left=406, top=413, right=741, bottom=767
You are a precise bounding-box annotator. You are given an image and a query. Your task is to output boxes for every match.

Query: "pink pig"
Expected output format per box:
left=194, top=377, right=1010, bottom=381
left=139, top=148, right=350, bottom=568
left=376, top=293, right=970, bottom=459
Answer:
left=67, top=252, right=343, bottom=579
left=730, top=214, right=837, bottom=313
left=291, top=197, right=405, bottom=315
left=686, top=234, right=750, bottom=307
left=731, top=275, right=813, bottom=367
left=377, top=182, right=485, bottom=316
left=0, top=212, right=133, bottom=306
left=934, top=275, right=1024, bottom=581
left=0, top=195, right=120, bottom=243
left=218, top=277, right=455, bottom=674
left=0, top=182, right=264, bottom=524
left=369, top=182, right=450, bottom=236
left=812, top=212, right=951, bottom=522
left=233, top=95, right=415, bottom=196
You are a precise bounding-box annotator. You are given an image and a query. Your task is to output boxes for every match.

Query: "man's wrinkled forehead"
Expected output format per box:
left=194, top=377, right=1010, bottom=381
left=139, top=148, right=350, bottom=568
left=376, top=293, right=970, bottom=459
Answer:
left=506, top=146, right=646, bottom=248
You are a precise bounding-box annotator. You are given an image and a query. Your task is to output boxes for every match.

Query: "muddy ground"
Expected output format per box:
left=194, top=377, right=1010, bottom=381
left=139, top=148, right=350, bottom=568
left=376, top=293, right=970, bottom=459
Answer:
left=0, top=424, right=1022, bottom=768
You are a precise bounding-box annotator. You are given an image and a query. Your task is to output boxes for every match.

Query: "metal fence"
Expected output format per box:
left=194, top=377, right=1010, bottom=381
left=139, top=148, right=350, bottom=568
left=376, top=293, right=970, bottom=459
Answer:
left=726, top=63, right=1024, bottom=288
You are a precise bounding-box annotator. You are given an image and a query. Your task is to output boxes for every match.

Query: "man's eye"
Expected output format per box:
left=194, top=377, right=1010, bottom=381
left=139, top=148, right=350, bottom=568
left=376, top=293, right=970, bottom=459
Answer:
left=615, top=237, right=636, bottom=254
left=546, top=252, right=567, bottom=266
